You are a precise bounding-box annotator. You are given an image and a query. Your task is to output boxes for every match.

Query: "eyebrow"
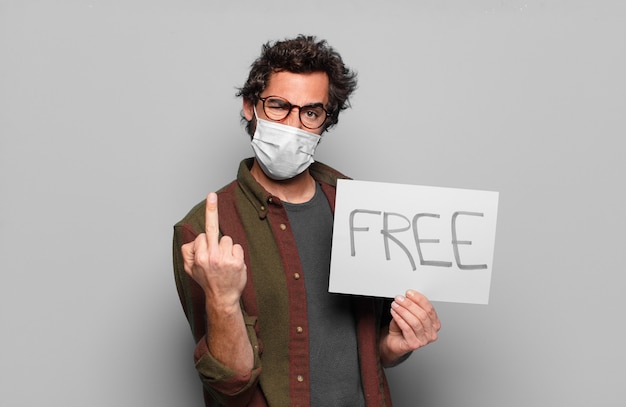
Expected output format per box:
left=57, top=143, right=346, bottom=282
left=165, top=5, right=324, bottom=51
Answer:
left=302, top=102, right=325, bottom=109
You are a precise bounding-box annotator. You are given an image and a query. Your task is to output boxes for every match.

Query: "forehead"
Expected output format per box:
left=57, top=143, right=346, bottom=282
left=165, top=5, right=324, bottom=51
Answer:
left=263, top=71, right=329, bottom=105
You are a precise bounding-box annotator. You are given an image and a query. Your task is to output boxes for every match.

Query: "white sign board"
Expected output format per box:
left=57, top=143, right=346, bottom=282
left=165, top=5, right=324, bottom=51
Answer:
left=329, top=179, right=499, bottom=304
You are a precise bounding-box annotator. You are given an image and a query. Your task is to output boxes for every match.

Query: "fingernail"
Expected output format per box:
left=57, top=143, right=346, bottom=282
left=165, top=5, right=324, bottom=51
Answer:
left=395, top=295, right=405, bottom=302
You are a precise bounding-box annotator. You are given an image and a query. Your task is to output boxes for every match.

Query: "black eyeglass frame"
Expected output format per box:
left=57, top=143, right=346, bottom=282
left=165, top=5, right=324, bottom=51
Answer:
left=258, top=96, right=331, bottom=130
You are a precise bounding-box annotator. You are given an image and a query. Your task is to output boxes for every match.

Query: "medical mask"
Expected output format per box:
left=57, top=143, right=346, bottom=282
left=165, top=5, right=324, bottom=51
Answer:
left=250, top=108, right=322, bottom=180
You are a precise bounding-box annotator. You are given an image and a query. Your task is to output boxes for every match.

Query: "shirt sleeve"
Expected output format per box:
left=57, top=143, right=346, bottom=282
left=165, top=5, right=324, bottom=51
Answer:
left=193, top=319, right=262, bottom=402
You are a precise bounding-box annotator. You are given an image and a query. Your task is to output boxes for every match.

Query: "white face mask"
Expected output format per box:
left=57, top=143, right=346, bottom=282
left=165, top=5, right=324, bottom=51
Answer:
left=250, top=108, right=322, bottom=180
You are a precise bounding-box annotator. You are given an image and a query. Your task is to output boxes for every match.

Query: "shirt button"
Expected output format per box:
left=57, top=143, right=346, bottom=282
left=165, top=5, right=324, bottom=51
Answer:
left=296, top=375, right=304, bottom=382
left=280, top=223, right=287, bottom=230
left=260, top=205, right=265, bottom=211
left=294, top=272, right=300, bottom=280
left=296, top=326, right=303, bottom=334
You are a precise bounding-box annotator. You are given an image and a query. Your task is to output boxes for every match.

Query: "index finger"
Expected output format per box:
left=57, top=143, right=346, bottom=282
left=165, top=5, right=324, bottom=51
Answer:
left=205, top=192, right=220, bottom=248
left=405, top=289, right=430, bottom=304
left=406, top=290, right=440, bottom=324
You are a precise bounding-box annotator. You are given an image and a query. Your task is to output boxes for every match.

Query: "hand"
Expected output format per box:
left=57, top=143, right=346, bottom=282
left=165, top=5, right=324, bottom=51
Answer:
left=380, top=290, right=441, bottom=366
left=181, top=192, right=247, bottom=309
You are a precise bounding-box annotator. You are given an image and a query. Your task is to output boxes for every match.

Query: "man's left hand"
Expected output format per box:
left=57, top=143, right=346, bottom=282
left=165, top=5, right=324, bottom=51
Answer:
left=379, top=290, right=441, bottom=367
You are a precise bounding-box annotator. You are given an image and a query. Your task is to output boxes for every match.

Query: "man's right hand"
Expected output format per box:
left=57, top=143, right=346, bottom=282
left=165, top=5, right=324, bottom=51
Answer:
left=181, top=192, right=247, bottom=310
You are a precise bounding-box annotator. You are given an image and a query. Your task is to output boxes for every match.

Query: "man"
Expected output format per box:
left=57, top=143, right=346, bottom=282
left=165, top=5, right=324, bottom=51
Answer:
left=173, top=35, right=441, bottom=406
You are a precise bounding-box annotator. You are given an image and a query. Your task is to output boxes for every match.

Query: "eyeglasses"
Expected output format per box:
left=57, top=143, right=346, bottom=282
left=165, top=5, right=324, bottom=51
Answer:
left=258, top=96, right=330, bottom=130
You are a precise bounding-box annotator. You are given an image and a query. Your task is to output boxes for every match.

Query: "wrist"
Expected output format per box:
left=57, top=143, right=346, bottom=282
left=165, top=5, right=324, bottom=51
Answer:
left=205, top=297, right=242, bottom=318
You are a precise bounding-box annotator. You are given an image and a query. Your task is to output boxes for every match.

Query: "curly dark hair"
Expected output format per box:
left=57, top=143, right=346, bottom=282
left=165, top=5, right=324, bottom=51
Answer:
left=237, top=35, right=358, bottom=135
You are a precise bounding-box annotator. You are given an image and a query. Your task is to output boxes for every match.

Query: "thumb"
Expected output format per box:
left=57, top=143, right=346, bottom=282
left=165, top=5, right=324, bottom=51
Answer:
left=181, top=241, right=196, bottom=275
left=388, top=318, right=401, bottom=335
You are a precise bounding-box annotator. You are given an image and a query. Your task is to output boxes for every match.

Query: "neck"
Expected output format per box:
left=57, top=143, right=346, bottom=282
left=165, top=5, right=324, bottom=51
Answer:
left=250, top=159, right=316, bottom=204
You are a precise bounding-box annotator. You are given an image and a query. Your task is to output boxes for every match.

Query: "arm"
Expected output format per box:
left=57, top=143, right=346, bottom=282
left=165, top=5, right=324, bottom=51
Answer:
left=174, top=193, right=259, bottom=403
left=180, top=196, right=252, bottom=374
left=379, top=290, right=441, bottom=367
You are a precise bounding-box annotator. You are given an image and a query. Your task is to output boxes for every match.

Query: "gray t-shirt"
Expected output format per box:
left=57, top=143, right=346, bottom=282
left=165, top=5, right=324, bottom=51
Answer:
left=284, top=184, right=366, bottom=407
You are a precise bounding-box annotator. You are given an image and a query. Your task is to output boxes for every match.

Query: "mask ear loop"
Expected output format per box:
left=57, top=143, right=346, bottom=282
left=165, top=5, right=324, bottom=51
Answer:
left=253, top=100, right=263, bottom=123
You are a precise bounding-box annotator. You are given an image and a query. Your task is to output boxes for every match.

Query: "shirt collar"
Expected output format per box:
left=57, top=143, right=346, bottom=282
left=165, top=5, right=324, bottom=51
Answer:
left=235, top=157, right=349, bottom=219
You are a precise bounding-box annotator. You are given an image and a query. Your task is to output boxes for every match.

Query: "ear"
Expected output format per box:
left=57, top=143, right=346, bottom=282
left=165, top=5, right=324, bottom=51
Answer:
left=243, top=99, right=254, bottom=121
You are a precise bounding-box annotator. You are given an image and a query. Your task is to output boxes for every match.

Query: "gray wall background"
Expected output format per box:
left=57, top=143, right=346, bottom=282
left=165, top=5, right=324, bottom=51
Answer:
left=1, top=1, right=624, bottom=406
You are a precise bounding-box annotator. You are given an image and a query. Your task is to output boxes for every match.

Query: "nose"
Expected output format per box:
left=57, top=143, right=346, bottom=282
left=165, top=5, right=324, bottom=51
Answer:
left=284, top=106, right=303, bottom=129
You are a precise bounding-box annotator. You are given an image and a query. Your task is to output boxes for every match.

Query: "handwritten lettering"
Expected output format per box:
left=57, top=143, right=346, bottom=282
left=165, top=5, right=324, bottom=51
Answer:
left=349, top=209, right=488, bottom=271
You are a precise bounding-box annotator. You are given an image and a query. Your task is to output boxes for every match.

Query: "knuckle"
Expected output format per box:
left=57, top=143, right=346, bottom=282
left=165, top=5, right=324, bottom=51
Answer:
left=208, top=255, right=222, bottom=269
left=195, top=251, right=210, bottom=266
left=408, top=338, right=422, bottom=350
left=412, top=307, right=428, bottom=321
